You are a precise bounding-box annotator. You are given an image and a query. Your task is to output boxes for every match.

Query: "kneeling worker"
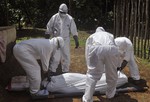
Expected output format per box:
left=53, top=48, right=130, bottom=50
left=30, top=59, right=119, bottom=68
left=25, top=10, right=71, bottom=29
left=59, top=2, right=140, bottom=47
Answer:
left=13, top=37, right=64, bottom=98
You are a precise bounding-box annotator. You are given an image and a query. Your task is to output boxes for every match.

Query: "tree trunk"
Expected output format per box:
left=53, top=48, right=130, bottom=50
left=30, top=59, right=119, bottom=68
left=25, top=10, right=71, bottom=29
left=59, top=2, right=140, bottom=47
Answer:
left=144, top=0, right=149, bottom=59
left=129, top=0, right=134, bottom=43
left=5, top=0, right=9, bottom=26
left=113, top=0, right=116, bottom=36
left=137, top=0, right=141, bottom=57
left=121, top=0, right=125, bottom=36
left=125, top=0, right=130, bottom=37
left=140, top=1, right=145, bottom=58
left=69, top=0, right=72, bottom=15
left=114, top=0, right=149, bottom=59
left=133, top=1, right=138, bottom=55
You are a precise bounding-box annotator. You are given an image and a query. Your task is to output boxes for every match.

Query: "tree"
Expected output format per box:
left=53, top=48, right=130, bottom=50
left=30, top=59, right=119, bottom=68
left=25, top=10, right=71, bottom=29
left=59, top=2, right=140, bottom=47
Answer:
left=114, top=0, right=150, bottom=59
left=0, top=0, right=9, bottom=26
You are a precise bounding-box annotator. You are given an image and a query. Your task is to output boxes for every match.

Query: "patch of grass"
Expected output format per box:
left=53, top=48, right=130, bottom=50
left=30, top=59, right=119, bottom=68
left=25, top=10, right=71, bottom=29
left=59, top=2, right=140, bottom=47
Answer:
left=137, top=57, right=150, bottom=69
left=16, top=37, right=31, bottom=43
left=70, top=31, right=90, bottom=47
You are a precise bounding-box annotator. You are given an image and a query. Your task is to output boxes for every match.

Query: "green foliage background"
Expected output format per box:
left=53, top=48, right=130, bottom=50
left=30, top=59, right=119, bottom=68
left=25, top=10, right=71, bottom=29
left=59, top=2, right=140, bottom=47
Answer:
left=0, top=0, right=114, bottom=30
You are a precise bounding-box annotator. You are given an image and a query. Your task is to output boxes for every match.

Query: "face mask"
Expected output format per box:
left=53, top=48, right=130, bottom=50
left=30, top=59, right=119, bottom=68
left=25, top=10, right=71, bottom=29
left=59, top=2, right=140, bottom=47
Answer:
left=59, top=12, right=67, bottom=18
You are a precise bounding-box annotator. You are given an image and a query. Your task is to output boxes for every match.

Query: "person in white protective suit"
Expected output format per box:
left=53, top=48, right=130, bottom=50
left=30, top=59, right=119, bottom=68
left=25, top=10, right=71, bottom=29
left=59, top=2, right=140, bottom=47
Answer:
left=13, top=37, right=64, bottom=98
left=115, top=37, right=141, bottom=83
left=45, top=3, right=79, bottom=75
left=82, top=27, right=120, bottom=102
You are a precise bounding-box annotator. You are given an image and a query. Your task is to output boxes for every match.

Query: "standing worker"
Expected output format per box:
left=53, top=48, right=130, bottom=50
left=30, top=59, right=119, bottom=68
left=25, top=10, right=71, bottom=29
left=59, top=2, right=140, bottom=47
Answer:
left=82, top=27, right=120, bottom=102
left=45, top=3, right=79, bottom=75
left=115, top=37, right=141, bottom=84
left=13, top=37, right=64, bottom=98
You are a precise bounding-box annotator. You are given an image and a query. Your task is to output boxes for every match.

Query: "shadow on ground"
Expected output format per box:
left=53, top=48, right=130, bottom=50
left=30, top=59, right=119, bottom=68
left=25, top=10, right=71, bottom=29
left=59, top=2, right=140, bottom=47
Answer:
left=1, top=90, right=139, bottom=102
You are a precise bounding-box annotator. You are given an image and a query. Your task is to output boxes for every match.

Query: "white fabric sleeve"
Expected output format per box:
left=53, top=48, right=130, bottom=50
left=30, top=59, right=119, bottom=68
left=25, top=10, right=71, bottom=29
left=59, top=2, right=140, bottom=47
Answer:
left=85, top=36, right=93, bottom=64
left=124, top=44, right=133, bottom=61
left=45, top=16, right=55, bottom=35
left=40, top=49, right=51, bottom=72
left=70, top=19, right=78, bottom=36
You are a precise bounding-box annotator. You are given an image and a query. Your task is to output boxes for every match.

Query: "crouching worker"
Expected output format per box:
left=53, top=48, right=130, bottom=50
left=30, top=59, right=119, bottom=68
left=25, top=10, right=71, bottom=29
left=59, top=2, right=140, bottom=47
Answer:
left=115, top=37, right=141, bottom=85
left=13, top=37, right=64, bottom=99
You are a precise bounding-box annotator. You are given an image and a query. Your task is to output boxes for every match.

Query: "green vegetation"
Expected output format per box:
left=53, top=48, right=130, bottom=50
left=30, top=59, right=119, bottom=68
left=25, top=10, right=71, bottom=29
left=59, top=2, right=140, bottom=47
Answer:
left=70, top=31, right=90, bottom=47
left=0, top=0, right=114, bottom=30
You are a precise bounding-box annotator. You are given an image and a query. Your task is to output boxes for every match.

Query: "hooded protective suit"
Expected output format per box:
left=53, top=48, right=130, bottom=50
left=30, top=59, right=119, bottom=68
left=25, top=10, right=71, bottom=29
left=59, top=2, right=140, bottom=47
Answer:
left=13, top=37, right=64, bottom=94
left=82, top=27, right=120, bottom=102
left=45, top=3, right=78, bottom=73
left=115, top=37, right=140, bottom=80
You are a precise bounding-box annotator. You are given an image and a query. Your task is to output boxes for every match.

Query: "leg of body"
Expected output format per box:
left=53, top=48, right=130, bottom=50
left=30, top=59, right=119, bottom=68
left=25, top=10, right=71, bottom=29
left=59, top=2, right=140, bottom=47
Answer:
left=128, top=52, right=140, bottom=80
left=105, top=46, right=119, bottom=98
left=49, top=50, right=61, bottom=72
left=82, top=46, right=104, bottom=102
left=82, top=77, right=97, bottom=102
left=13, top=45, right=41, bottom=94
left=61, top=38, right=70, bottom=72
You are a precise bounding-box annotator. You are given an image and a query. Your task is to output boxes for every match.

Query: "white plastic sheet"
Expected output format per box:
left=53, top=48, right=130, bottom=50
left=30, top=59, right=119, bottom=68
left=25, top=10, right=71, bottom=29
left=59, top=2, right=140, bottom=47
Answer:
left=42, top=72, right=128, bottom=93
left=5, top=76, right=29, bottom=91
left=6, top=72, right=127, bottom=93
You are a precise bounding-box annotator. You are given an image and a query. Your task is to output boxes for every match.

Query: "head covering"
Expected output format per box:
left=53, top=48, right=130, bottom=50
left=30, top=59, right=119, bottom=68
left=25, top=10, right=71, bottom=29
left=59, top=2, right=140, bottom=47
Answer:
left=59, top=3, right=68, bottom=13
left=51, top=37, right=64, bottom=49
left=95, top=27, right=105, bottom=32
left=115, top=38, right=127, bottom=56
left=56, top=37, right=64, bottom=49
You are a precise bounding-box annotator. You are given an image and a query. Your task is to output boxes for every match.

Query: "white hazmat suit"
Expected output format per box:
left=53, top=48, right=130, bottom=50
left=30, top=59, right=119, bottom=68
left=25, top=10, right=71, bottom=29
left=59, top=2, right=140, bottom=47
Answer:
left=115, top=37, right=140, bottom=80
left=45, top=3, right=78, bottom=73
left=13, top=37, right=64, bottom=95
left=82, top=27, right=120, bottom=102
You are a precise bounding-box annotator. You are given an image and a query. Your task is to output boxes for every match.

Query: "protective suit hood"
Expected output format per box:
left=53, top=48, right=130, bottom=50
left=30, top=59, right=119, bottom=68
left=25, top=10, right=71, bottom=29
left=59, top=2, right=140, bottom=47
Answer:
left=51, top=37, right=64, bottom=49
left=59, top=3, right=68, bottom=13
left=58, top=3, right=68, bottom=18
left=95, top=27, right=105, bottom=32
left=115, top=39, right=127, bottom=55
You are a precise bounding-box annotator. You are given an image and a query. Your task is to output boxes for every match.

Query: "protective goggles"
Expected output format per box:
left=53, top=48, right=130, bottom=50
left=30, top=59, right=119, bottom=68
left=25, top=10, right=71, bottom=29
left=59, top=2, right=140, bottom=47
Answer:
left=59, top=11, right=67, bottom=14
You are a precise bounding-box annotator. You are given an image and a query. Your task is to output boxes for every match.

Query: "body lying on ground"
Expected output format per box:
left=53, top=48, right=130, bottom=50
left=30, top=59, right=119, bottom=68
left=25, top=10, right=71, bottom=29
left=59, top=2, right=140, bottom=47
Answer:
left=6, top=72, right=148, bottom=99
left=42, top=72, right=127, bottom=94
